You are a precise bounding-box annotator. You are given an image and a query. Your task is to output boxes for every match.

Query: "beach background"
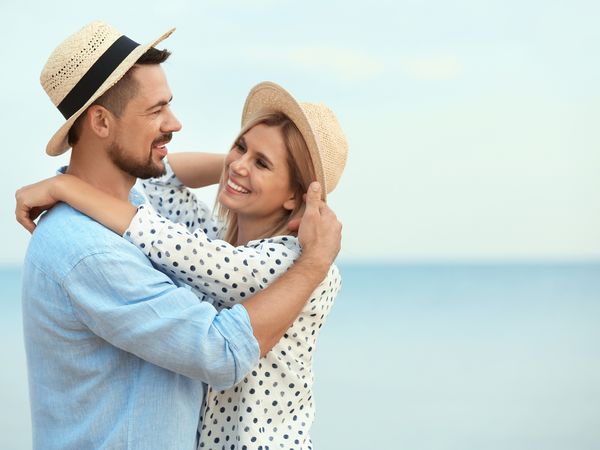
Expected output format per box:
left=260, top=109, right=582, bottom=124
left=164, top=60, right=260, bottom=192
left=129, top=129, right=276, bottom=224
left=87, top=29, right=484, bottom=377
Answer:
left=1, top=1, right=600, bottom=449
left=2, top=263, right=600, bottom=449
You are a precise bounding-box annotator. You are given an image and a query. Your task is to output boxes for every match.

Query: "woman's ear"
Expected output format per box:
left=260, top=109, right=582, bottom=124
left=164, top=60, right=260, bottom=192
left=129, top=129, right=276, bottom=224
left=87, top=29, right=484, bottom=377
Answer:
left=283, top=193, right=297, bottom=211
left=87, top=105, right=111, bottom=138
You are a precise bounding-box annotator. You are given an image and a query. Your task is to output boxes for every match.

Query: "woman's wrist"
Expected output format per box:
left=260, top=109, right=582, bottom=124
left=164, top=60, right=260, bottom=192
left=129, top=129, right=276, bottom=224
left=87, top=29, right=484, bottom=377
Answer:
left=52, top=174, right=71, bottom=202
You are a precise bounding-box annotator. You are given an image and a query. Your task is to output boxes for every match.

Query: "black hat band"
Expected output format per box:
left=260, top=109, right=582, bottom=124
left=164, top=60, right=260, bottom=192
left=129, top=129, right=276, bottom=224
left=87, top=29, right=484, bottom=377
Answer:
left=57, top=35, right=140, bottom=119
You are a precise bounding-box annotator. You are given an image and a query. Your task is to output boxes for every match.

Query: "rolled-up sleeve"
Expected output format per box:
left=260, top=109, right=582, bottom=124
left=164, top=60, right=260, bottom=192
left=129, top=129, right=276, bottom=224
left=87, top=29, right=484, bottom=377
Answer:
left=62, top=248, right=260, bottom=389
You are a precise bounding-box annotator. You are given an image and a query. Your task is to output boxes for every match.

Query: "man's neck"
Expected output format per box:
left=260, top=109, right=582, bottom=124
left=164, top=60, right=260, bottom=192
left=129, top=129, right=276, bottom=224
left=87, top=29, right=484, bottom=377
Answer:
left=67, top=144, right=135, bottom=201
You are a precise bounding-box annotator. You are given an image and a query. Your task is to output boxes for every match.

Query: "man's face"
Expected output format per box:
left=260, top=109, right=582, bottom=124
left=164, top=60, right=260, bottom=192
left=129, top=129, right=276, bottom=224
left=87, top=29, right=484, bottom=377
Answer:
left=109, top=64, right=181, bottom=179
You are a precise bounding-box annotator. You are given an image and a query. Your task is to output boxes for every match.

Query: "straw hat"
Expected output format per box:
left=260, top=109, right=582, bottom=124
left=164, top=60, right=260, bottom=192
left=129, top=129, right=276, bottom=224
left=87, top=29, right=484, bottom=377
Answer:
left=40, top=21, right=175, bottom=156
left=241, top=82, right=348, bottom=199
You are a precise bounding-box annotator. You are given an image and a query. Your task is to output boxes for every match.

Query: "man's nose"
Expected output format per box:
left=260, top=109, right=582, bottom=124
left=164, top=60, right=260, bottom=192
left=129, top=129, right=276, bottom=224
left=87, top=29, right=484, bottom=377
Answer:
left=163, top=106, right=182, bottom=133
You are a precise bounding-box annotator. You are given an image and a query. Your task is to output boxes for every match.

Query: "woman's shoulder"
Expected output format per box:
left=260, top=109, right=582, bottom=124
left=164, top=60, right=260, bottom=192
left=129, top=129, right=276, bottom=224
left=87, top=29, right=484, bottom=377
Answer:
left=244, top=235, right=301, bottom=255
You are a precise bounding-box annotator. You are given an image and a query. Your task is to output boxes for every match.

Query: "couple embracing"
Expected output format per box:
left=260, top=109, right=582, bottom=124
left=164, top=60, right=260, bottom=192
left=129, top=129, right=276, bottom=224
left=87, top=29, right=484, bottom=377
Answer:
left=16, top=20, right=348, bottom=450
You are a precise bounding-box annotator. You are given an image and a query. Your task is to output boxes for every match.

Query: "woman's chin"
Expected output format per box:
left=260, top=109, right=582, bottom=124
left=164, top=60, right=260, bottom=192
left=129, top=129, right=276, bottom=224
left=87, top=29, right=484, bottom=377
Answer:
left=217, top=193, right=237, bottom=213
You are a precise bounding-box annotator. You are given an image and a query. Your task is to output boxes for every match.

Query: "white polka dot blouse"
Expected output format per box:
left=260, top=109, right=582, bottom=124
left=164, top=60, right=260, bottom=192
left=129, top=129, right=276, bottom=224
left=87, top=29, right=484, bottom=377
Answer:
left=123, top=161, right=341, bottom=450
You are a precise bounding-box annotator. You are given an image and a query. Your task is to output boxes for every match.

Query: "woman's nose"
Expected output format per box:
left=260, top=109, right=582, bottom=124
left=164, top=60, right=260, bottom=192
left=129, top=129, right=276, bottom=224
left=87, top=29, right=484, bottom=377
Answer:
left=230, top=155, right=249, bottom=176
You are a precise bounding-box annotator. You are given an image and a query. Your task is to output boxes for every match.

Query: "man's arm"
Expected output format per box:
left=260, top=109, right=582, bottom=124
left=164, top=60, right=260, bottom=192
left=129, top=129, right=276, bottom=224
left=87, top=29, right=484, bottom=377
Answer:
left=243, top=182, right=342, bottom=356
left=63, top=246, right=259, bottom=391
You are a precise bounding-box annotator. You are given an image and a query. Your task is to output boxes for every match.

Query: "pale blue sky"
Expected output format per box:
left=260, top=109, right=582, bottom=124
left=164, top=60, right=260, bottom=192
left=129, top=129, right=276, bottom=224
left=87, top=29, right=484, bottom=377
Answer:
left=1, top=0, right=599, bottom=264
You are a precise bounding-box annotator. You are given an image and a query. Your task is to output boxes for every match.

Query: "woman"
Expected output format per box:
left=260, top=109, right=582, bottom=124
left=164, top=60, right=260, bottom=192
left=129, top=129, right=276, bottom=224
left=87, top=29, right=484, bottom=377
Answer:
left=16, top=81, right=348, bottom=449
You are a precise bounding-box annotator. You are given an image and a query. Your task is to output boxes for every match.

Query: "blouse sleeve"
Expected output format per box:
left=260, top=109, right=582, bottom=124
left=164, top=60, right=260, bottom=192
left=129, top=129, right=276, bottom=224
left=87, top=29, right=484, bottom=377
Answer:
left=141, top=157, right=223, bottom=237
left=124, top=205, right=301, bottom=309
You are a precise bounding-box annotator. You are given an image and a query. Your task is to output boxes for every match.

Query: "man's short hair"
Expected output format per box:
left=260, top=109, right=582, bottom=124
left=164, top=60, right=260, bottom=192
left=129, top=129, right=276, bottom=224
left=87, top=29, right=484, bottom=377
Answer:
left=67, top=47, right=171, bottom=147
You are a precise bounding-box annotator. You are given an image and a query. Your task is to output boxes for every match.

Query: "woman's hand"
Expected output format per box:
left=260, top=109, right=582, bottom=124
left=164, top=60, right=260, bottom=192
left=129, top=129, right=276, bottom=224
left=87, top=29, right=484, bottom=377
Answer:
left=15, top=176, right=64, bottom=233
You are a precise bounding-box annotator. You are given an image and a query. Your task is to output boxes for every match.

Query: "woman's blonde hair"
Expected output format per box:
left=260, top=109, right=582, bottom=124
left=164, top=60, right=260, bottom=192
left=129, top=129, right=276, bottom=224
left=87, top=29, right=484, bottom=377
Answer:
left=215, top=112, right=317, bottom=245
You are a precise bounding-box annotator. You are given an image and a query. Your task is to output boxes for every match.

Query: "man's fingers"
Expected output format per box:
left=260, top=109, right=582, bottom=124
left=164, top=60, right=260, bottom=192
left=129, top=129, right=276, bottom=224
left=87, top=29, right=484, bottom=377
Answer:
left=319, top=203, right=335, bottom=217
left=287, top=217, right=301, bottom=232
left=304, top=182, right=322, bottom=214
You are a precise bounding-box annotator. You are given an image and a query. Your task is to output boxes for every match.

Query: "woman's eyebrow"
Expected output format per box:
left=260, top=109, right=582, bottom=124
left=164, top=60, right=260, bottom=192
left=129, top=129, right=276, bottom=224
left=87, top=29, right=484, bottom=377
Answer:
left=255, top=151, right=273, bottom=166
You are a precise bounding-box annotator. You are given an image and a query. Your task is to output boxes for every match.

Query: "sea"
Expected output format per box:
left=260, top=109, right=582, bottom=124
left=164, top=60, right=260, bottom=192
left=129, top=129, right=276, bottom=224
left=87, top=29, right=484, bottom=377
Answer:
left=2, top=262, right=599, bottom=450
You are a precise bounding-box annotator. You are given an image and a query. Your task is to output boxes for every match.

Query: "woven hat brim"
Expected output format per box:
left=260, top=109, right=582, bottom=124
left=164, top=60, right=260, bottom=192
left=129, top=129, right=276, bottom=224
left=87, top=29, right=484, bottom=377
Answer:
left=241, top=81, right=327, bottom=199
left=46, top=28, right=175, bottom=156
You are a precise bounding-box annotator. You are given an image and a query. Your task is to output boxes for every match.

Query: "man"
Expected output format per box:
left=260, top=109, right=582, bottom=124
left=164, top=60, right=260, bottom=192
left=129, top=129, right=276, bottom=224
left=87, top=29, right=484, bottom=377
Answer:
left=17, top=21, right=341, bottom=450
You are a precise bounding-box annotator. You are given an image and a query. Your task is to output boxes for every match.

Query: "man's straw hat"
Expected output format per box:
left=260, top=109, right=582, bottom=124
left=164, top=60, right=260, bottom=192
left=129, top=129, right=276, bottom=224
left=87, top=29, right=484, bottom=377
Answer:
left=40, top=21, right=174, bottom=156
left=241, top=82, right=348, bottom=199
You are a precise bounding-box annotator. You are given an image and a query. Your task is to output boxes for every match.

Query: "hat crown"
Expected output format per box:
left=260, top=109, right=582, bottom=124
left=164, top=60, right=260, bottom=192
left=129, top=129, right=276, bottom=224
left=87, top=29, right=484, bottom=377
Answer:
left=40, top=21, right=122, bottom=107
left=297, top=102, right=348, bottom=194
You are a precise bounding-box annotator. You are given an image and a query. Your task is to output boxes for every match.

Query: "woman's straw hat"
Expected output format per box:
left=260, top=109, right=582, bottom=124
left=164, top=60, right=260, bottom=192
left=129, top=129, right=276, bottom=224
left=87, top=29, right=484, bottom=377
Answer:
left=40, top=21, right=174, bottom=156
left=241, top=82, right=348, bottom=199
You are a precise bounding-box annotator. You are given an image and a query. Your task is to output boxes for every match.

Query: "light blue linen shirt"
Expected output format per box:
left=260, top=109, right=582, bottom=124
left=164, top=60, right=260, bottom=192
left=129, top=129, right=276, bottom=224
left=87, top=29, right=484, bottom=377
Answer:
left=21, top=187, right=260, bottom=450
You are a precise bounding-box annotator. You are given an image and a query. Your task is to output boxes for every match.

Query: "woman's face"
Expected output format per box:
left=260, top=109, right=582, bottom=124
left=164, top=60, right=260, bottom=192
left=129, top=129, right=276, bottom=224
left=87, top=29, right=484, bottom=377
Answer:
left=218, top=123, right=296, bottom=224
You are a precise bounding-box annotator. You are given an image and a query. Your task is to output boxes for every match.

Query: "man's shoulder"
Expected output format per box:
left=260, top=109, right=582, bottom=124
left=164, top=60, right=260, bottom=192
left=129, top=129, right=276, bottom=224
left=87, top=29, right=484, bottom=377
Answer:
left=25, top=203, right=145, bottom=279
left=35, top=202, right=117, bottom=241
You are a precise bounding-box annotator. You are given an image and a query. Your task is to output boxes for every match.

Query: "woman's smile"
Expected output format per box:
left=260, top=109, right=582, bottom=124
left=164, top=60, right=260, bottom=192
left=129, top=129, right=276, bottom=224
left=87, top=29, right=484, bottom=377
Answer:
left=226, top=176, right=250, bottom=194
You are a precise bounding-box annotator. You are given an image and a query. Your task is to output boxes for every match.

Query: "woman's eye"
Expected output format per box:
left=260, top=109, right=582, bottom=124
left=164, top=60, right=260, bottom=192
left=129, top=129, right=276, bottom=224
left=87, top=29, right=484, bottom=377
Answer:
left=256, top=159, right=268, bottom=169
left=234, top=143, right=246, bottom=153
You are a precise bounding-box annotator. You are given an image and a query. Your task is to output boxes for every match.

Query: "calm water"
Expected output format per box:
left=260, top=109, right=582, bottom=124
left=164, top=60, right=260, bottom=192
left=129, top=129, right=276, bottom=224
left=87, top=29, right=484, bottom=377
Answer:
left=2, top=263, right=600, bottom=450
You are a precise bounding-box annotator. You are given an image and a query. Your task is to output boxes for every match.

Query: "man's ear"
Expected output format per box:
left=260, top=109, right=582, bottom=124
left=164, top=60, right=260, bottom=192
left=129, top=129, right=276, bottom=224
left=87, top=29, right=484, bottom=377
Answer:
left=87, top=105, right=112, bottom=138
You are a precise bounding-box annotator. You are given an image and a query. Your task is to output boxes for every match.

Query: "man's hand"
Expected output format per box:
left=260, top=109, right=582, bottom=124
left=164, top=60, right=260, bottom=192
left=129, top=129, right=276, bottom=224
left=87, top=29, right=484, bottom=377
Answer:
left=244, top=181, right=342, bottom=356
left=297, top=182, right=342, bottom=270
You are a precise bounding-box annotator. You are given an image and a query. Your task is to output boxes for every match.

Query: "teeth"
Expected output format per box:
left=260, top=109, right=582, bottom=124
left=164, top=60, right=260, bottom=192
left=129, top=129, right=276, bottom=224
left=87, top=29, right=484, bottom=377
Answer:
left=227, top=178, right=250, bottom=194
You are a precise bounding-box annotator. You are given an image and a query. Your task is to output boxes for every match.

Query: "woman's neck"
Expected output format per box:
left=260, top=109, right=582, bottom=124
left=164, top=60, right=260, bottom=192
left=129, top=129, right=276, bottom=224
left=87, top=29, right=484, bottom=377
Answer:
left=235, top=215, right=287, bottom=246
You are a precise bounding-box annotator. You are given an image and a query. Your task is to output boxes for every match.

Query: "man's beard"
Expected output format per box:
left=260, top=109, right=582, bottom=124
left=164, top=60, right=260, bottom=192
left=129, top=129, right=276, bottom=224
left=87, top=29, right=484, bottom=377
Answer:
left=107, top=138, right=168, bottom=180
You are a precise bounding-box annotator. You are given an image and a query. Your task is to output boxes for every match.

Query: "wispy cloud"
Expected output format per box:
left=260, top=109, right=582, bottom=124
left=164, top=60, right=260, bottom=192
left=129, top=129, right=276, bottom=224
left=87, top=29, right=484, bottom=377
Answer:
left=246, top=47, right=461, bottom=82
left=288, top=48, right=385, bottom=81
left=399, top=55, right=463, bottom=80
left=248, top=47, right=385, bottom=82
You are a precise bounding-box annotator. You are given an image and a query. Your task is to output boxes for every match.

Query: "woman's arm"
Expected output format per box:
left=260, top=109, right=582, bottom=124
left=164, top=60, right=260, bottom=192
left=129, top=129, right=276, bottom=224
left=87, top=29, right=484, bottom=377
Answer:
left=141, top=156, right=223, bottom=235
left=124, top=206, right=300, bottom=307
left=15, top=172, right=300, bottom=309
left=16, top=173, right=293, bottom=306
left=15, top=174, right=136, bottom=235
left=166, top=152, right=224, bottom=188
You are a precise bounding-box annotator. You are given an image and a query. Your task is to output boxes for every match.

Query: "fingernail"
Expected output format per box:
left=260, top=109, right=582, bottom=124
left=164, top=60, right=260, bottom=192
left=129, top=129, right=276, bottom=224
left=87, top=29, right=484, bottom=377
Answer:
left=311, top=183, right=320, bottom=192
